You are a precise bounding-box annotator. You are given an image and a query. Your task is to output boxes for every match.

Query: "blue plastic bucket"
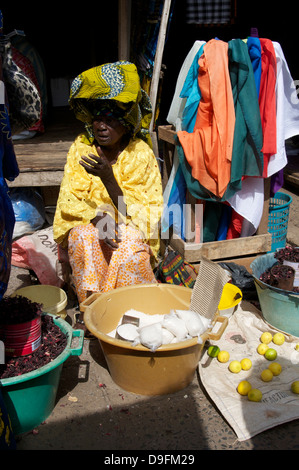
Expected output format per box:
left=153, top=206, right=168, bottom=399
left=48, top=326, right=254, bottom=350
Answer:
left=268, top=192, right=292, bottom=252
left=0, top=314, right=84, bottom=435
left=251, top=253, right=299, bottom=336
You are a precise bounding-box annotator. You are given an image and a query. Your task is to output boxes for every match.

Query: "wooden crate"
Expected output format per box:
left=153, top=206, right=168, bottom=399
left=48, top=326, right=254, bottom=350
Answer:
left=158, top=125, right=272, bottom=266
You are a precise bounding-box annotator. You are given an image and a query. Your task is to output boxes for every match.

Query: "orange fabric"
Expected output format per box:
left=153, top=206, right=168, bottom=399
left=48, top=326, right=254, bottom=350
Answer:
left=177, top=39, right=235, bottom=198
left=68, top=223, right=156, bottom=303
left=259, top=38, right=277, bottom=177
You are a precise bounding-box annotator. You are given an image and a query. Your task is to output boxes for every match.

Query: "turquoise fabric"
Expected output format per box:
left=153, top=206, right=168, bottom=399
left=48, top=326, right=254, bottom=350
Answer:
left=180, top=43, right=205, bottom=132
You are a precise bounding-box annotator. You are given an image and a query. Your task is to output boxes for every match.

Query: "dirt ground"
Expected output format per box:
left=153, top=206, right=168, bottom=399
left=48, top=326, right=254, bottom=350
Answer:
left=3, top=183, right=299, bottom=452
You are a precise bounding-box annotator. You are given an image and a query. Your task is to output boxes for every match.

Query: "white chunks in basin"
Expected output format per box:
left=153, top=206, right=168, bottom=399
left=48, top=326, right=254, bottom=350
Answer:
left=133, top=322, right=163, bottom=352
left=162, top=311, right=189, bottom=342
left=161, top=327, right=175, bottom=345
left=174, top=309, right=212, bottom=342
left=116, top=308, right=213, bottom=351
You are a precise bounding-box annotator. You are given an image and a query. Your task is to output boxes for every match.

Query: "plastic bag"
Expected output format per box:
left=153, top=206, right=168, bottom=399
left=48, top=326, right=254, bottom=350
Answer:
left=10, top=188, right=45, bottom=238
left=11, top=226, right=63, bottom=287
left=218, top=261, right=257, bottom=300
left=135, top=323, right=163, bottom=352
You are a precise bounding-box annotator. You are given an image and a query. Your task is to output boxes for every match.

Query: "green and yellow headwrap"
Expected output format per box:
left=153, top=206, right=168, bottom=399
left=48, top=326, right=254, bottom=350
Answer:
left=69, top=61, right=152, bottom=147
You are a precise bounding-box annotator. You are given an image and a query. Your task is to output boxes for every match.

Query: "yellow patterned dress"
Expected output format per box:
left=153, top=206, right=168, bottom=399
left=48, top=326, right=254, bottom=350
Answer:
left=53, top=133, right=163, bottom=303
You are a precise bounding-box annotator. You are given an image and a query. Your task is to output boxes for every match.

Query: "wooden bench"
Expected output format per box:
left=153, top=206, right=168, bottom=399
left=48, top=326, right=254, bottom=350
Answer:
left=8, top=108, right=83, bottom=188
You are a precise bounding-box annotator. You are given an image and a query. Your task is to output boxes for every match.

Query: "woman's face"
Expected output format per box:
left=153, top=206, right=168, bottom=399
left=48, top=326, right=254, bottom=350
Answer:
left=92, top=115, right=127, bottom=147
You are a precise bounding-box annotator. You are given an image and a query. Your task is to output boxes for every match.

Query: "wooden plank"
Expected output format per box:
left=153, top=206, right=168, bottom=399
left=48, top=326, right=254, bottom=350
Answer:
left=8, top=170, right=64, bottom=187
left=149, top=0, right=172, bottom=133
left=170, top=233, right=272, bottom=263
left=11, top=143, right=68, bottom=172
left=158, top=125, right=176, bottom=145
left=8, top=108, right=81, bottom=186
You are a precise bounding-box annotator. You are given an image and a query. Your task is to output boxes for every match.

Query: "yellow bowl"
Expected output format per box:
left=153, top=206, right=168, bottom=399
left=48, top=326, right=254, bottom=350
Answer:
left=83, top=283, right=228, bottom=396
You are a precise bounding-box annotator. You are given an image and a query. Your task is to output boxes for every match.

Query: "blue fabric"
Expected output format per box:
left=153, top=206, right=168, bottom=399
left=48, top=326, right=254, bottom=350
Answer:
left=161, top=158, right=187, bottom=239
left=247, top=37, right=262, bottom=96
left=216, top=204, right=232, bottom=240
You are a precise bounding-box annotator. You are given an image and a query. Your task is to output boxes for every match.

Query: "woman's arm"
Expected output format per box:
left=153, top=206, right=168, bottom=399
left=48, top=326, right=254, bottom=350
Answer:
left=79, top=151, right=127, bottom=216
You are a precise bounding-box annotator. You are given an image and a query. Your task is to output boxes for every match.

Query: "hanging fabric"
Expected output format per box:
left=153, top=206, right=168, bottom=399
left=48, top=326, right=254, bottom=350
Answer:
left=259, top=38, right=277, bottom=177
left=164, top=34, right=299, bottom=241
left=177, top=39, right=235, bottom=199
left=185, top=0, right=235, bottom=25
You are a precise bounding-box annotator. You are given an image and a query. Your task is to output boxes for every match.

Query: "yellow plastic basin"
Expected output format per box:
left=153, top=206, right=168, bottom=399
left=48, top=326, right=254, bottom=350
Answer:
left=83, top=283, right=228, bottom=396
left=13, top=285, right=68, bottom=320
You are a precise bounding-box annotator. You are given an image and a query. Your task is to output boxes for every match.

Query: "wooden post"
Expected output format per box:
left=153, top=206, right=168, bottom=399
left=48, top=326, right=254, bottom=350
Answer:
left=149, top=0, right=172, bottom=134
left=118, top=0, right=131, bottom=60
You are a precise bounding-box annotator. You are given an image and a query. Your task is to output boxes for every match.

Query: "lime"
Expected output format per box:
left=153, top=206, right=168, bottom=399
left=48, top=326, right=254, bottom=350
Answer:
left=257, top=343, right=269, bottom=355
left=268, top=362, right=282, bottom=376
left=237, top=380, right=252, bottom=396
left=264, top=348, right=277, bottom=361
left=207, top=345, right=220, bottom=358
left=291, top=381, right=299, bottom=394
left=229, top=360, right=242, bottom=373
left=248, top=388, right=263, bottom=402
left=240, top=358, right=252, bottom=371
left=260, top=369, right=273, bottom=382
left=217, top=350, right=230, bottom=363
left=260, top=332, right=273, bottom=344
left=272, top=333, right=285, bottom=346
left=295, top=344, right=299, bottom=352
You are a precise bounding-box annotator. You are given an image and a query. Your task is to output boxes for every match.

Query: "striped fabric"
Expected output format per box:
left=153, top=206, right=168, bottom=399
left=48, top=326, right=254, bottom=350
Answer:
left=155, top=250, right=197, bottom=288
left=186, top=0, right=233, bottom=25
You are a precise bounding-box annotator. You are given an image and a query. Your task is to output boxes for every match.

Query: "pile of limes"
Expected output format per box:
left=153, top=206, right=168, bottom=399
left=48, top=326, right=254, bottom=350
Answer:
left=207, top=330, right=299, bottom=402
left=256, top=331, right=286, bottom=361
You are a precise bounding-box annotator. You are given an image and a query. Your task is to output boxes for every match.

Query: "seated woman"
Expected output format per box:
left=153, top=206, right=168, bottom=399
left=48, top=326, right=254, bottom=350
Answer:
left=53, top=61, right=163, bottom=327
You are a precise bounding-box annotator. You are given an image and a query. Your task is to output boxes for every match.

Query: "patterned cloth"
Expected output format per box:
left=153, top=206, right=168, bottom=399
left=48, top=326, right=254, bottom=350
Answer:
left=186, top=0, right=233, bottom=25
left=155, top=249, right=197, bottom=288
left=12, top=46, right=44, bottom=133
left=68, top=224, right=156, bottom=303
left=69, top=61, right=153, bottom=147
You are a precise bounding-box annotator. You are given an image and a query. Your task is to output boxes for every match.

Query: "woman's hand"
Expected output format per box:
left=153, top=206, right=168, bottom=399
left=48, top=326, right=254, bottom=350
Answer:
left=80, top=152, right=114, bottom=183
left=80, top=149, right=127, bottom=216
left=92, top=212, right=122, bottom=250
